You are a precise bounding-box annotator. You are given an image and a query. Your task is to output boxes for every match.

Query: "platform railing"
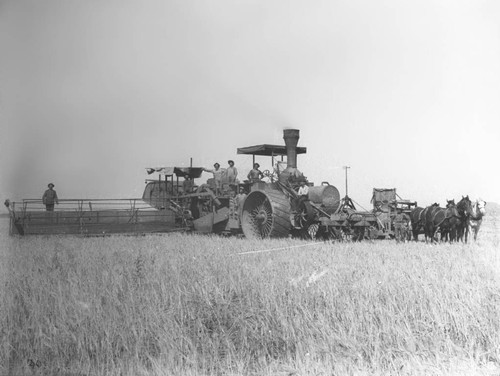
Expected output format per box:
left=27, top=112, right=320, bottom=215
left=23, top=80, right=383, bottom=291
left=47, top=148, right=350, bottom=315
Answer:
left=15, top=198, right=157, bottom=211
left=6, top=198, right=176, bottom=235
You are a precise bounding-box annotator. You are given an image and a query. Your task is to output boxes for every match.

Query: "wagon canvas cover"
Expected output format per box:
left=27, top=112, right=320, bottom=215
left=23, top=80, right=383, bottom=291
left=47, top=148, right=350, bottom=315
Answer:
left=371, top=188, right=397, bottom=212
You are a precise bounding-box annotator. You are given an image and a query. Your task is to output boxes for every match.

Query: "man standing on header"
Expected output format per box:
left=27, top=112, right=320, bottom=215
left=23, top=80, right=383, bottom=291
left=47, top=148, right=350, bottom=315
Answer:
left=42, top=183, right=59, bottom=211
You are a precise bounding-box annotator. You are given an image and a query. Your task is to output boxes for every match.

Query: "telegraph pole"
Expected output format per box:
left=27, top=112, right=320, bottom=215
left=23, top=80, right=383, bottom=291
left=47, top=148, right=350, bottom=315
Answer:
left=343, top=166, right=350, bottom=196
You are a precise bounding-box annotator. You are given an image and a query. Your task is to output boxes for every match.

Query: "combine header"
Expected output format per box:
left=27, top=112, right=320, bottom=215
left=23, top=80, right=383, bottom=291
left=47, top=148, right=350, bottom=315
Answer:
left=4, top=129, right=416, bottom=239
left=4, top=198, right=177, bottom=236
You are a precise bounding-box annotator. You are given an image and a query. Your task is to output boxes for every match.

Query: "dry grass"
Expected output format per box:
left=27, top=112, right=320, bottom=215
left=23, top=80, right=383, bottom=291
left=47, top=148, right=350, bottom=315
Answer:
left=1, top=216, right=499, bottom=376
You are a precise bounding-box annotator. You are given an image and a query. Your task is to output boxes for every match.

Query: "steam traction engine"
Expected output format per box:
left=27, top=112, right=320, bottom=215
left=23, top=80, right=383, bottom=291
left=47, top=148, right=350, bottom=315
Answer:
left=239, top=129, right=340, bottom=238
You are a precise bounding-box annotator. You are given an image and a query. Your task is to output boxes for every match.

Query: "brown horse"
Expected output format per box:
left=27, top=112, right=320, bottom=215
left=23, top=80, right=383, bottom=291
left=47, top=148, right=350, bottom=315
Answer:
left=423, top=203, right=441, bottom=242
left=409, top=206, right=425, bottom=241
left=440, top=199, right=461, bottom=242
left=425, top=203, right=460, bottom=243
left=456, top=195, right=472, bottom=242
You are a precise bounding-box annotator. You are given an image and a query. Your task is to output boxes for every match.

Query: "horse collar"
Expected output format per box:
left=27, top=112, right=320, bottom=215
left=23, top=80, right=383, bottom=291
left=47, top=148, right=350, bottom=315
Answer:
left=470, top=212, right=483, bottom=221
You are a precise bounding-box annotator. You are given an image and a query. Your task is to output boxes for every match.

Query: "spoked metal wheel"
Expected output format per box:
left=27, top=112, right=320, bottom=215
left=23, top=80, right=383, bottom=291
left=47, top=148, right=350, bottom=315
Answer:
left=241, top=190, right=291, bottom=239
left=294, top=200, right=315, bottom=228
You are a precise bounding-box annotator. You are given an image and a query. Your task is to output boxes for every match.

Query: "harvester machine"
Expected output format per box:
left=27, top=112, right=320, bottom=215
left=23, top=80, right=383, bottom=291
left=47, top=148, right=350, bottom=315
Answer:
left=4, top=129, right=416, bottom=240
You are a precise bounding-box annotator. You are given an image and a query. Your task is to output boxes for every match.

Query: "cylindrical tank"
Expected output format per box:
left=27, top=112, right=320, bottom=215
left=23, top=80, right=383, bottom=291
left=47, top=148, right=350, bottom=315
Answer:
left=308, top=184, right=340, bottom=214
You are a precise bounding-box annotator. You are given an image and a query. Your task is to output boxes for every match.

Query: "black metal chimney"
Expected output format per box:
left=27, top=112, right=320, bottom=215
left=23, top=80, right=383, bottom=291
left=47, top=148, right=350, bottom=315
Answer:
left=283, top=129, right=299, bottom=168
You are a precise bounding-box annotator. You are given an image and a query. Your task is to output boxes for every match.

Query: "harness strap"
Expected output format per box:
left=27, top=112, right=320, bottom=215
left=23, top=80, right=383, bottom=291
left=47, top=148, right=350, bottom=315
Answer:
left=432, top=209, right=461, bottom=229
left=469, top=203, right=484, bottom=221
left=469, top=212, right=483, bottom=221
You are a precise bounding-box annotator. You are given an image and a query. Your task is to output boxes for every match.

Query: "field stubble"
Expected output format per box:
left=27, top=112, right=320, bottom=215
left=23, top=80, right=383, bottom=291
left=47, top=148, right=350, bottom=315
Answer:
left=0, top=216, right=499, bottom=376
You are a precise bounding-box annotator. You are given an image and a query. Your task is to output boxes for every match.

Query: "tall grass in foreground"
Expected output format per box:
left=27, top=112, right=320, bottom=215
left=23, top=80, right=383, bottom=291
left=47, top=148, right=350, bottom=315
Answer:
left=1, top=217, right=499, bottom=376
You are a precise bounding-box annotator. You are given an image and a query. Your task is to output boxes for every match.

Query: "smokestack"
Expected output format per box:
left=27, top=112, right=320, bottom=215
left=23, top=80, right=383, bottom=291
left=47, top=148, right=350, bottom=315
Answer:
left=283, top=129, right=299, bottom=168
left=279, top=128, right=304, bottom=183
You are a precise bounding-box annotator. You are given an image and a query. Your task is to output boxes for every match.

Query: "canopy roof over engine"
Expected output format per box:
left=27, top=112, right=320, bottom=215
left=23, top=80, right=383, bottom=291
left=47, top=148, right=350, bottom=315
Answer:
left=237, top=144, right=307, bottom=156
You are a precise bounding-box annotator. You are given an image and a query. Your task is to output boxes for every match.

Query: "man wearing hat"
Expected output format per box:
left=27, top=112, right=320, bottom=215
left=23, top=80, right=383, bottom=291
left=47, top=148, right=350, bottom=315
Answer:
left=226, top=160, right=238, bottom=184
left=42, top=183, right=59, bottom=211
left=203, top=163, right=226, bottom=194
left=247, top=163, right=264, bottom=183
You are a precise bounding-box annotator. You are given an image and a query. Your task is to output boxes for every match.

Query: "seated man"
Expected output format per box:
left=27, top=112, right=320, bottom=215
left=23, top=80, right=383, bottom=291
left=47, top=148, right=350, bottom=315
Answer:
left=293, top=179, right=309, bottom=212
left=182, top=176, right=194, bottom=194
left=297, top=180, right=309, bottom=200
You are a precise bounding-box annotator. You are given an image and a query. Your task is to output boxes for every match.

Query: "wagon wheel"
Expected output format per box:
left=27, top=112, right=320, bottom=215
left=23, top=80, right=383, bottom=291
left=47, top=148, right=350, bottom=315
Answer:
left=340, top=228, right=352, bottom=242
left=339, top=228, right=349, bottom=241
left=353, top=226, right=370, bottom=241
left=241, top=190, right=291, bottom=239
left=319, top=226, right=347, bottom=242
left=306, top=223, right=320, bottom=240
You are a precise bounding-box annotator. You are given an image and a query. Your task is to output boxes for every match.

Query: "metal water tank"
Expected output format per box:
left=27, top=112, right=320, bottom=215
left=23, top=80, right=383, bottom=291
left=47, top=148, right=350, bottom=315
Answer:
left=308, top=183, right=340, bottom=214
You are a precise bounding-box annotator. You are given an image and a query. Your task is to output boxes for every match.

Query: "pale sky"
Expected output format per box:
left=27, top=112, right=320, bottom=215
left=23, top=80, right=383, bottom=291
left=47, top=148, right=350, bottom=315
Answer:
left=1, top=0, right=499, bottom=209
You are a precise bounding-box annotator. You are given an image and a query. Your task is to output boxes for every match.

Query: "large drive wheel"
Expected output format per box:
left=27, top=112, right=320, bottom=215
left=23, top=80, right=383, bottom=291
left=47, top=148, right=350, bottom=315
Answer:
left=241, top=190, right=291, bottom=239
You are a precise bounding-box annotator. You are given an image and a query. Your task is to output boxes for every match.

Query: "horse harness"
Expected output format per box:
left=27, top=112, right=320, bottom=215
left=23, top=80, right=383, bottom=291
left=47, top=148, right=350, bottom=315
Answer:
left=431, top=207, right=460, bottom=229
left=469, top=203, right=484, bottom=222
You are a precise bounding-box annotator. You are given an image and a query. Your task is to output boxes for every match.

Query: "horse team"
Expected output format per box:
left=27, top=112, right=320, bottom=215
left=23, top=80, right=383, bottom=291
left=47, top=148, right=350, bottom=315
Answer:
left=409, top=196, right=487, bottom=243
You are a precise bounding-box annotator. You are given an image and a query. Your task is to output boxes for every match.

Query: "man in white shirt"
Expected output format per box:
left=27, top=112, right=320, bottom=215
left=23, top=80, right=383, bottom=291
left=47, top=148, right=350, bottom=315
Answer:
left=226, top=160, right=238, bottom=184
left=297, top=180, right=309, bottom=198
left=295, top=179, right=310, bottom=213
left=203, top=163, right=225, bottom=194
